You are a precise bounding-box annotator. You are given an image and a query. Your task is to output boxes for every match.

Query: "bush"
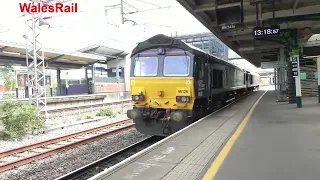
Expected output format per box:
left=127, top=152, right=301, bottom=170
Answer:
left=77, top=115, right=83, bottom=121
left=0, top=100, right=45, bottom=140
left=85, top=113, right=93, bottom=119
left=96, top=108, right=115, bottom=117
left=2, top=93, right=15, bottom=100
left=114, top=109, right=125, bottom=115
left=1, top=71, right=16, bottom=91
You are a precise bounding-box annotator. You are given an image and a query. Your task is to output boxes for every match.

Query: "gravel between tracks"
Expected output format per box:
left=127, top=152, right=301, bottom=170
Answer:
left=0, top=128, right=150, bottom=180
left=0, top=111, right=130, bottom=153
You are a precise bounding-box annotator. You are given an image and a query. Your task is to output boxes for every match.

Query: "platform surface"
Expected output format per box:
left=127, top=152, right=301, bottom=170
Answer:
left=212, top=91, right=320, bottom=180
left=91, top=91, right=264, bottom=180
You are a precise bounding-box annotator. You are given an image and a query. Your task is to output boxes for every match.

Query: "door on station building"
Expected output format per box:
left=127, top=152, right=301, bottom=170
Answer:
left=88, top=78, right=93, bottom=94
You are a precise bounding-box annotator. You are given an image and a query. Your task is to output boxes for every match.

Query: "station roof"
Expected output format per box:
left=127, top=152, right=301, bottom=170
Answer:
left=0, top=40, right=106, bottom=69
left=177, top=0, right=320, bottom=67
left=77, top=44, right=129, bottom=63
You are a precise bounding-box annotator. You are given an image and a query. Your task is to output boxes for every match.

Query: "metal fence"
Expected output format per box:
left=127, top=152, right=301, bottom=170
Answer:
left=0, top=90, right=131, bottom=101
left=45, top=99, right=133, bottom=126
left=95, top=77, right=125, bottom=83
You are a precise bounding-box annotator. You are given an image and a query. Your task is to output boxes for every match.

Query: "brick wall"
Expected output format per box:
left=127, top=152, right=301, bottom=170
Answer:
left=95, top=83, right=126, bottom=93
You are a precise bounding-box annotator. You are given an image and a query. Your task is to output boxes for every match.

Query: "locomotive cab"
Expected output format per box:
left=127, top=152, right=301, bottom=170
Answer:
left=127, top=45, right=196, bottom=135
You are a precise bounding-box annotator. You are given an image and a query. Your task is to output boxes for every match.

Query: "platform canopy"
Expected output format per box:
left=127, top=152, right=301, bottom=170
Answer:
left=77, top=44, right=129, bottom=63
left=301, top=37, right=320, bottom=57
left=177, top=0, right=320, bottom=67
left=0, top=40, right=106, bottom=69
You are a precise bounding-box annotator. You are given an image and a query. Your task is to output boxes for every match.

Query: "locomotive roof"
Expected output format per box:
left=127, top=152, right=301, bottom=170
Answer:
left=131, top=34, right=242, bottom=70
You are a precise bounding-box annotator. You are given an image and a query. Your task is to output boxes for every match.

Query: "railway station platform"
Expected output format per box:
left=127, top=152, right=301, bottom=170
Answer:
left=0, top=92, right=131, bottom=111
left=89, top=89, right=320, bottom=180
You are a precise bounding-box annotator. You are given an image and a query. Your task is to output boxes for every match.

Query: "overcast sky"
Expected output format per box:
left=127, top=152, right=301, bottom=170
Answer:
left=0, top=0, right=258, bottom=69
left=0, top=0, right=209, bottom=50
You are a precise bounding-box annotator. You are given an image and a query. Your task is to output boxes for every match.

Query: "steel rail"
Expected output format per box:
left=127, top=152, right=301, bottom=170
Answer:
left=55, top=136, right=163, bottom=180
left=0, top=119, right=134, bottom=172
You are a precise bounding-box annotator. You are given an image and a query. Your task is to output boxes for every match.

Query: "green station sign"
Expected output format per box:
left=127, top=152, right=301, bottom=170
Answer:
left=6, top=67, right=13, bottom=71
left=300, top=72, right=307, bottom=80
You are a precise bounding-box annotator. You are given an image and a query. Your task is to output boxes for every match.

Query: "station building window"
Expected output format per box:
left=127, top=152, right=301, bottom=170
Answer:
left=203, top=41, right=209, bottom=49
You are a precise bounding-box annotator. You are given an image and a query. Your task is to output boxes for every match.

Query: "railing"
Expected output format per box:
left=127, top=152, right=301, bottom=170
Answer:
left=0, top=90, right=131, bottom=101
left=45, top=101, right=133, bottom=128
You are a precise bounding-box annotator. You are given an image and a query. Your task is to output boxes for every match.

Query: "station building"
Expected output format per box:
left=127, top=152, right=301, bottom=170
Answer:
left=175, top=32, right=229, bottom=60
left=0, top=41, right=130, bottom=98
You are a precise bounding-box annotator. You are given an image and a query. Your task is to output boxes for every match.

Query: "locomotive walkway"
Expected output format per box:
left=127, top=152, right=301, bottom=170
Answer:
left=88, top=89, right=320, bottom=180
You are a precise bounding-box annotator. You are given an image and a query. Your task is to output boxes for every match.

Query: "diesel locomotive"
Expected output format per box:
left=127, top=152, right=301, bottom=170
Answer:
left=127, top=34, right=260, bottom=136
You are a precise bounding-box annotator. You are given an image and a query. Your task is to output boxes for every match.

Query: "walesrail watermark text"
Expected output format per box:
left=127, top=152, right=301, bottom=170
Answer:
left=19, top=2, right=78, bottom=13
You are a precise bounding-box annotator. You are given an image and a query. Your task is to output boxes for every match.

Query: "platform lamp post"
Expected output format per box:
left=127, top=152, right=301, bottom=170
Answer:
left=115, top=60, right=124, bottom=113
left=290, top=49, right=302, bottom=108
left=317, top=56, right=320, bottom=103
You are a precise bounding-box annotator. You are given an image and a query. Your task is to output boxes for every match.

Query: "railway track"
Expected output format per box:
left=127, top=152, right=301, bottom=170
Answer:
left=0, top=119, right=134, bottom=173
left=55, top=136, right=163, bottom=180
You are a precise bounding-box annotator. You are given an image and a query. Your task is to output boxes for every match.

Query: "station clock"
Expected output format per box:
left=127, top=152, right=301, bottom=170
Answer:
left=252, top=26, right=280, bottom=38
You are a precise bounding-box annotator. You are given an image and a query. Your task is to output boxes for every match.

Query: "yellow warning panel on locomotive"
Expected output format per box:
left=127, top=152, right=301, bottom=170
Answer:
left=131, top=87, right=146, bottom=95
left=176, top=87, right=191, bottom=96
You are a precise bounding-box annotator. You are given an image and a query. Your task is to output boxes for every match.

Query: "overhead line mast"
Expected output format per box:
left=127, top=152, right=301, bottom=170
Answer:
left=25, top=0, right=47, bottom=117
left=24, top=0, right=73, bottom=117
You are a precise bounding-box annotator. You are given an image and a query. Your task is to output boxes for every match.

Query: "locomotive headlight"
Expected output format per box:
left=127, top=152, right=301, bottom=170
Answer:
left=132, top=95, right=145, bottom=101
left=157, top=48, right=165, bottom=55
left=176, top=96, right=190, bottom=103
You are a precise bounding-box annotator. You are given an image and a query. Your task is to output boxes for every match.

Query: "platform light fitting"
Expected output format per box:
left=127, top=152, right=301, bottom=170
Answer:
left=2, top=51, right=21, bottom=55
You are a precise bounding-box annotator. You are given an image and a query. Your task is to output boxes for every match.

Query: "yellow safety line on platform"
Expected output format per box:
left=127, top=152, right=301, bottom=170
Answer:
left=202, top=90, right=268, bottom=180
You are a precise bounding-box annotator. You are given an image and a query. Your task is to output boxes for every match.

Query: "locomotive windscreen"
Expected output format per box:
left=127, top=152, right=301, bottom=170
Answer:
left=163, top=55, right=190, bottom=76
left=133, top=56, right=158, bottom=76
left=133, top=55, right=191, bottom=77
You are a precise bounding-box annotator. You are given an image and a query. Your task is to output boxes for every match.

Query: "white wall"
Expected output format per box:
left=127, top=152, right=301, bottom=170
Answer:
left=106, top=56, right=131, bottom=92
left=61, top=69, right=86, bottom=80
left=107, top=59, right=126, bottom=69
left=125, top=55, right=132, bottom=91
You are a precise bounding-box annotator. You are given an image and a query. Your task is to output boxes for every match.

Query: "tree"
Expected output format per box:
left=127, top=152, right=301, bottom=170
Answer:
left=1, top=70, right=16, bottom=91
